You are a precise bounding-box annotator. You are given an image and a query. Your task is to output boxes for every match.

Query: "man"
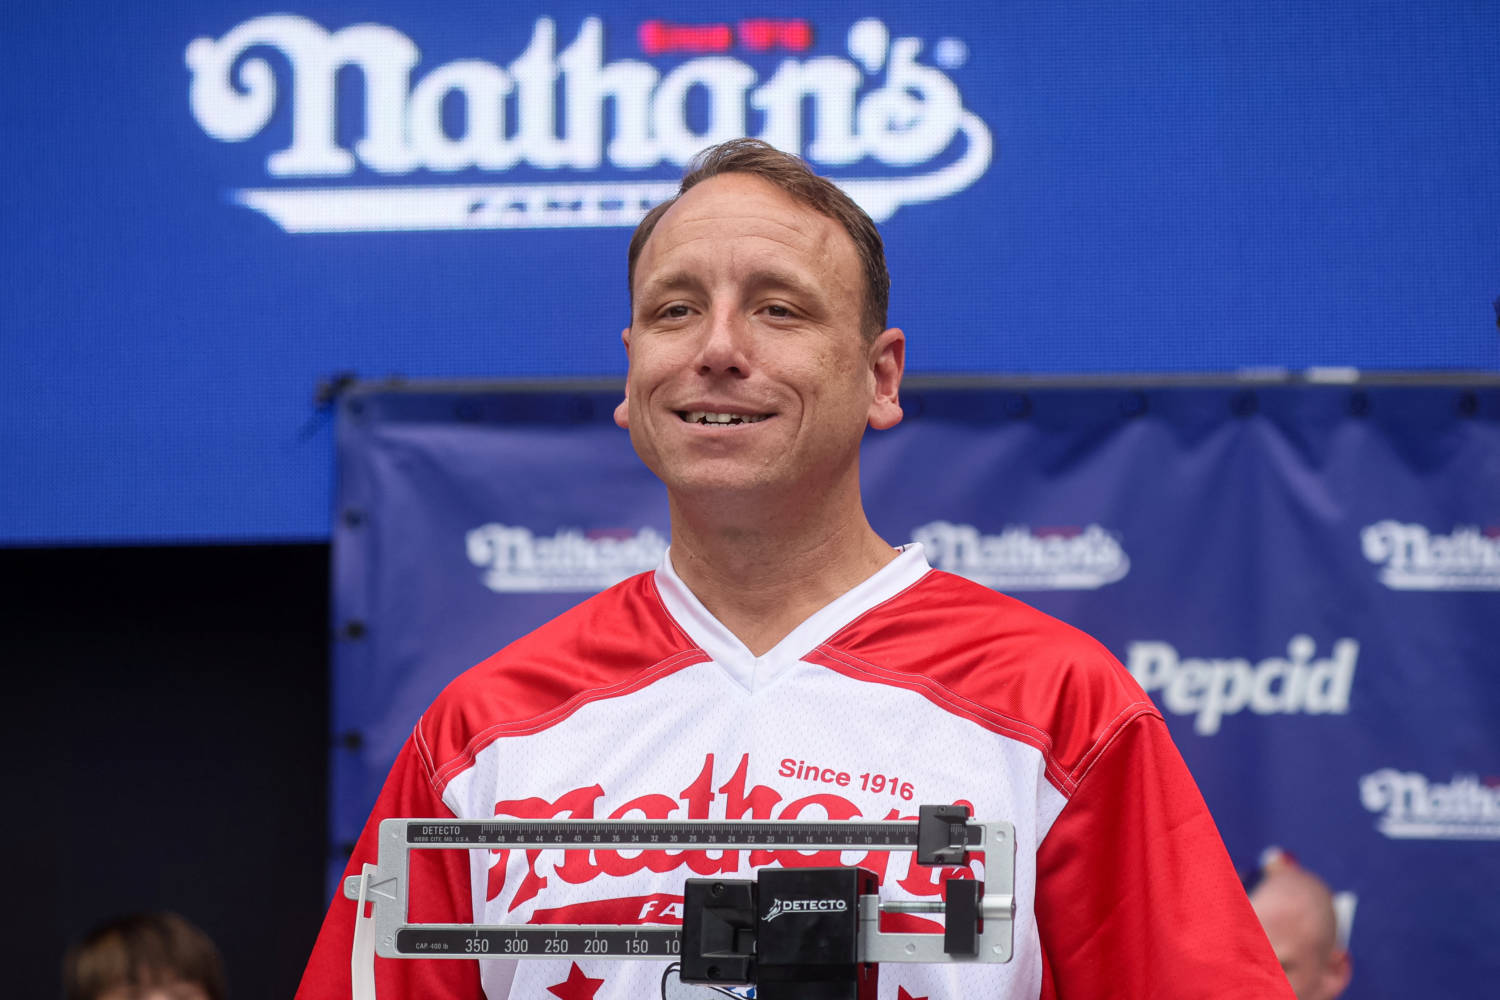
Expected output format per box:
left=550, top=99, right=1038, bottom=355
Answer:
left=1250, top=856, right=1353, bottom=1000
left=64, top=911, right=227, bottom=1000
left=298, top=139, right=1291, bottom=999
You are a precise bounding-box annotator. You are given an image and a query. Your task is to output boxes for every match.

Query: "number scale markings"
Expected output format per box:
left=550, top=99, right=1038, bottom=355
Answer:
left=404, top=819, right=980, bottom=850
left=395, top=926, right=683, bottom=959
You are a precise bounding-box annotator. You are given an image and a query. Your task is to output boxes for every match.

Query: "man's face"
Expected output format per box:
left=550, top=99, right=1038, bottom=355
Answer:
left=616, top=173, right=903, bottom=502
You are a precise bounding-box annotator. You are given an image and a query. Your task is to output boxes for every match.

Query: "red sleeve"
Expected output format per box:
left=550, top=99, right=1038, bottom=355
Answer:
left=1034, top=714, right=1292, bottom=999
left=296, top=734, right=484, bottom=1000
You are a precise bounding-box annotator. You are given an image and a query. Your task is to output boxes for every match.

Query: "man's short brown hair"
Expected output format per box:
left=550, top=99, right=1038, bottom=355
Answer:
left=63, top=912, right=227, bottom=1000
left=627, top=138, right=891, bottom=341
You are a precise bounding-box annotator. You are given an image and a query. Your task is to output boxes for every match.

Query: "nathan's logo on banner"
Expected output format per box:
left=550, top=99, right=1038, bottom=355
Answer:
left=185, top=15, right=992, bottom=232
left=1360, top=520, right=1500, bottom=591
left=1126, top=635, right=1358, bottom=736
left=913, top=521, right=1129, bottom=591
left=466, top=523, right=666, bottom=592
left=1359, top=769, right=1500, bottom=840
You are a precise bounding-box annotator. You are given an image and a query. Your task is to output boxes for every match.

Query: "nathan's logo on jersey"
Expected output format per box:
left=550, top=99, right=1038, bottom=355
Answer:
left=1360, top=520, right=1500, bottom=591
left=1359, top=769, right=1500, bottom=841
left=1126, top=635, right=1358, bottom=736
left=763, top=896, right=847, bottom=922
left=466, top=523, right=666, bottom=592
left=485, top=753, right=977, bottom=914
left=913, top=521, right=1129, bottom=591
left=185, top=15, right=992, bottom=232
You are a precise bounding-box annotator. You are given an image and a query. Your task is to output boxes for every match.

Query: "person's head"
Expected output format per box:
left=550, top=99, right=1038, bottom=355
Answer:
left=616, top=139, right=904, bottom=505
left=63, top=912, right=227, bottom=1000
left=1249, top=861, right=1351, bottom=1000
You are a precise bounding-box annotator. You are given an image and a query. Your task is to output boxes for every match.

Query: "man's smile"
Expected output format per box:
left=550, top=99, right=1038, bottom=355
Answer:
left=675, top=410, right=774, bottom=426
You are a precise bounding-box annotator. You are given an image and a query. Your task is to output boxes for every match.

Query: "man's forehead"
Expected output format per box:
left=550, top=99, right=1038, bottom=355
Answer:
left=669, top=172, right=828, bottom=226
left=634, top=173, right=856, bottom=286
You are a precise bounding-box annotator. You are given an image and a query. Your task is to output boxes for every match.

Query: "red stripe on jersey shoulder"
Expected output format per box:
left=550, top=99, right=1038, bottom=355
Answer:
left=807, top=569, right=1159, bottom=798
left=415, top=572, right=708, bottom=794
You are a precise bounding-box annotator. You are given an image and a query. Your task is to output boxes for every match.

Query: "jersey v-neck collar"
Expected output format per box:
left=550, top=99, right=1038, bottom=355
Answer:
left=653, top=543, right=932, bottom=691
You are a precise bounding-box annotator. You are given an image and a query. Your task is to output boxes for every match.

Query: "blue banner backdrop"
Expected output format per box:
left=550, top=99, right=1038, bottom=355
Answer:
left=6, top=2, right=1500, bottom=544
left=332, top=379, right=1500, bottom=997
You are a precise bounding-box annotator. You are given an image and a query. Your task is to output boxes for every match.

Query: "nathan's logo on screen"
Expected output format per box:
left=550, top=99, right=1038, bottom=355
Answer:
left=1359, top=769, right=1500, bottom=841
left=913, top=521, right=1129, bottom=590
left=465, top=523, right=666, bottom=592
left=185, top=15, right=992, bottom=233
left=1361, top=520, right=1500, bottom=591
left=1126, top=635, right=1357, bottom=736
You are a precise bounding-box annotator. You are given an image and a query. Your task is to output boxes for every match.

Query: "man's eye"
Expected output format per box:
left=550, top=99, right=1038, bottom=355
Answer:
left=662, top=304, right=690, bottom=318
left=765, top=304, right=793, bottom=318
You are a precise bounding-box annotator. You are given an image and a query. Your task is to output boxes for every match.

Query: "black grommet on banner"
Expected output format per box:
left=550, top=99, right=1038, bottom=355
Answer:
left=1118, top=391, right=1148, bottom=418
left=339, top=729, right=364, bottom=751
left=342, top=508, right=365, bottom=527
left=342, top=620, right=367, bottom=640
left=1002, top=393, right=1031, bottom=419
left=1458, top=391, right=1478, bottom=417
left=1348, top=391, right=1369, bottom=418
left=1230, top=390, right=1258, bottom=417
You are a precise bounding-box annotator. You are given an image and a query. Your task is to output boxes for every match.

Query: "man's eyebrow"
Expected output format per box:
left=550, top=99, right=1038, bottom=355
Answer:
left=740, top=267, right=825, bottom=303
left=636, top=270, right=704, bottom=299
left=635, top=268, right=828, bottom=307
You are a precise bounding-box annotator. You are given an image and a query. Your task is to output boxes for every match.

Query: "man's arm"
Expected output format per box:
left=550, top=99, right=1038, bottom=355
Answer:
left=1034, top=713, right=1292, bottom=998
left=296, top=734, right=484, bottom=1000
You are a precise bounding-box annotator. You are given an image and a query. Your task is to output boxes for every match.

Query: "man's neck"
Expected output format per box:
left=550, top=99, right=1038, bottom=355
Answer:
left=665, top=483, right=898, bottom=657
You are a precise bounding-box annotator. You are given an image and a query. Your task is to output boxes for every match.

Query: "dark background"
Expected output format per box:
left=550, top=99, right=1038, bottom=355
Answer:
left=5, top=545, right=329, bottom=999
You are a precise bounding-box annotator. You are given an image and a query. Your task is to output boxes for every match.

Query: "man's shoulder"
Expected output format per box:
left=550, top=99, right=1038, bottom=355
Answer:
left=818, top=568, right=1156, bottom=773
left=831, top=566, right=1122, bottom=669
left=417, top=571, right=705, bottom=777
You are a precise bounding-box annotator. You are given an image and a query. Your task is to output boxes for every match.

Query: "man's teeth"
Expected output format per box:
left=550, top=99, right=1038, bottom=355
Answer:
left=682, top=411, right=770, bottom=425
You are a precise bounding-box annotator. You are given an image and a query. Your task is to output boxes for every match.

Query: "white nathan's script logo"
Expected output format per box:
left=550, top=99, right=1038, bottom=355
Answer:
left=1126, top=635, right=1357, bottom=736
left=1361, top=520, right=1500, bottom=591
left=914, top=521, right=1129, bottom=590
left=185, top=16, right=993, bottom=231
left=466, top=523, right=666, bottom=592
left=1359, top=769, right=1500, bottom=840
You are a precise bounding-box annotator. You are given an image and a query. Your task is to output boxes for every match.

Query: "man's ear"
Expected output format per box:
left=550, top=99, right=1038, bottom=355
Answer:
left=1324, top=948, right=1352, bottom=999
left=613, top=327, right=632, bottom=429
left=867, top=327, right=905, bottom=431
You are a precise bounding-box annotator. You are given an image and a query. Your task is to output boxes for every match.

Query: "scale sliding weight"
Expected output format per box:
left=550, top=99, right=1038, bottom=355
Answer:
left=345, top=804, right=1015, bottom=1000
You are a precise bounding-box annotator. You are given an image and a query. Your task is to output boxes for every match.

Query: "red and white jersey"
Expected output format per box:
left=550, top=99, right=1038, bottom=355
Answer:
left=298, top=546, right=1290, bottom=1000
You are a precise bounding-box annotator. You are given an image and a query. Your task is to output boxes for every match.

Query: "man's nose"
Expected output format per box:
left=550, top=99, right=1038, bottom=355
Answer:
left=693, top=307, right=750, bottom=376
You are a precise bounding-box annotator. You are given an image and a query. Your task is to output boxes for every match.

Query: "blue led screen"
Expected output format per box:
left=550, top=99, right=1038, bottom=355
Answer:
left=4, top=1, right=1498, bottom=543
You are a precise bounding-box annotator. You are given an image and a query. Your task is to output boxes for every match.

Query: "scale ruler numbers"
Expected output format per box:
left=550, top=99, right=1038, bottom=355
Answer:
left=395, top=925, right=683, bottom=959
left=402, top=818, right=979, bottom=850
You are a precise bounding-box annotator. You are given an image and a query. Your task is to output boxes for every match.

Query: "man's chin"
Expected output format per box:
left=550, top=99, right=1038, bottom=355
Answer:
left=666, top=471, right=782, bottom=498
left=660, top=468, right=798, bottom=509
